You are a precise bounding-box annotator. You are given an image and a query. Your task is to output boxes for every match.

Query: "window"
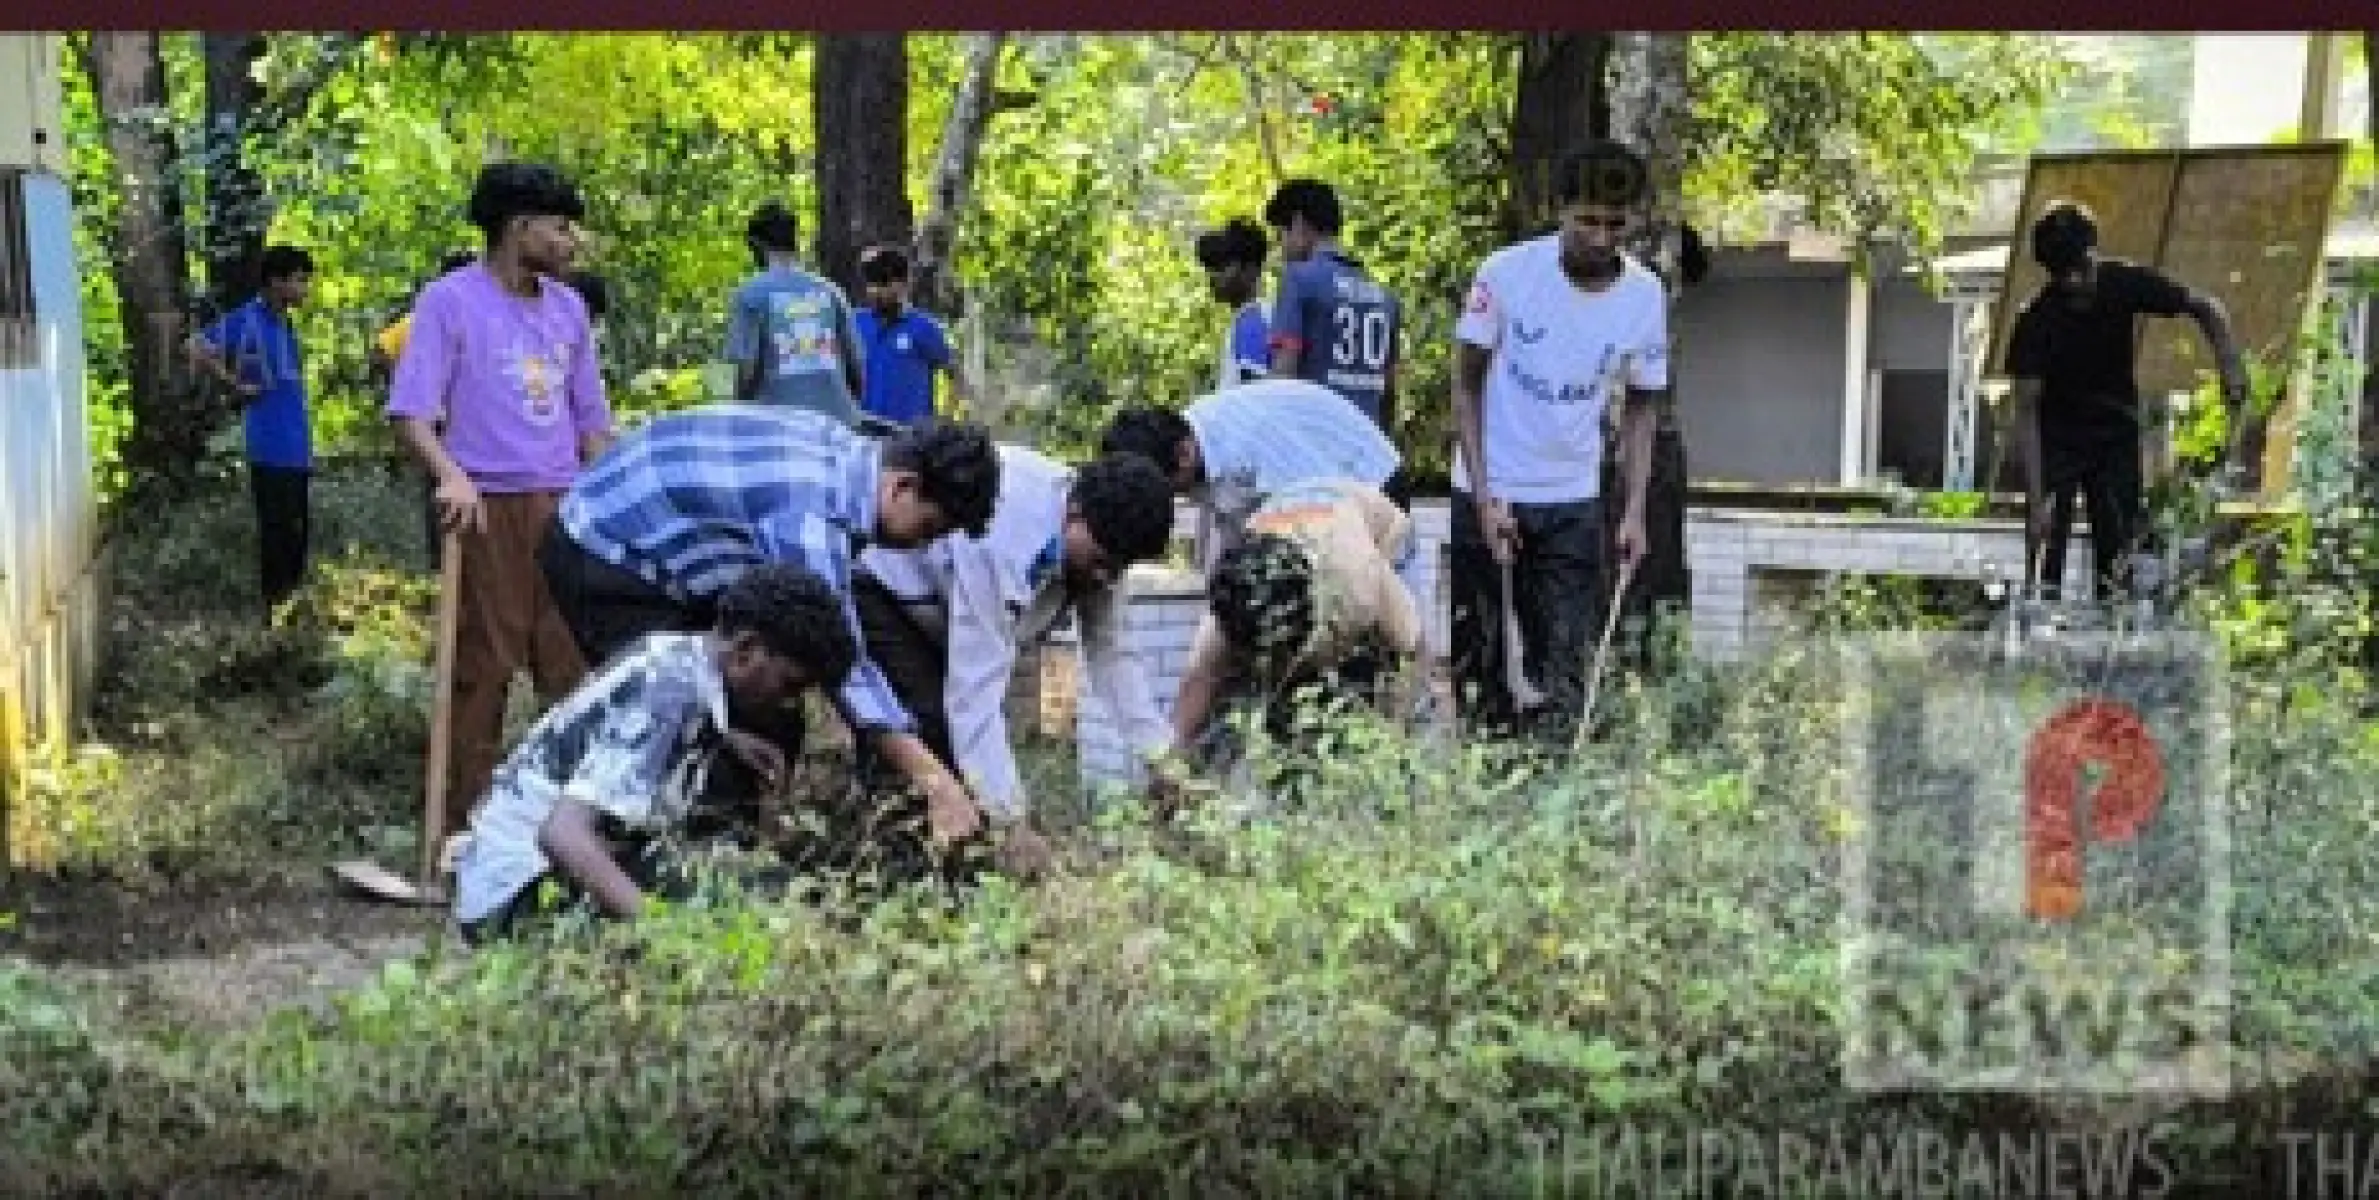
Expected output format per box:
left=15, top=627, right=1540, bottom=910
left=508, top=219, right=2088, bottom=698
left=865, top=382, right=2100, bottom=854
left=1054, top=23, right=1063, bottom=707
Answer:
left=0, top=168, right=32, bottom=369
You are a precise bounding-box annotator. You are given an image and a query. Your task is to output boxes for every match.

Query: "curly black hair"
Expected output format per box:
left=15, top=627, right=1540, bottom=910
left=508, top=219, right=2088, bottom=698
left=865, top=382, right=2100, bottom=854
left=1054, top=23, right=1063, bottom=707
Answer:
left=1264, top=178, right=1343, bottom=236
left=466, top=161, right=586, bottom=245
left=1071, top=453, right=1178, bottom=567
left=1098, top=407, right=1194, bottom=482
left=1209, top=532, right=1316, bottom=672
left=714, top=562, right=858, bottom=688
left=1195, top=217, right=1268, bottom=271
left=879, top=421, right=1001, bottom=539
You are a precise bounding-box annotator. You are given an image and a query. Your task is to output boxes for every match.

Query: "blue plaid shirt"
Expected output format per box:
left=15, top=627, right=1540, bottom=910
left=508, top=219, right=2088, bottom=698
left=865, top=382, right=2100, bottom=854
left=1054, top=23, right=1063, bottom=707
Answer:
left=557, top=404, right=911, bottom=735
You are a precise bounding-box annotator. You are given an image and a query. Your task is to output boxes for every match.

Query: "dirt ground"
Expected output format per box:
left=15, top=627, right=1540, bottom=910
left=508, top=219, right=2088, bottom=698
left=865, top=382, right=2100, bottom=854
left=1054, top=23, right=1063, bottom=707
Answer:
left=0, top=865, right=447, bottom=1030
left=0, top=733, right=872, bottom=1032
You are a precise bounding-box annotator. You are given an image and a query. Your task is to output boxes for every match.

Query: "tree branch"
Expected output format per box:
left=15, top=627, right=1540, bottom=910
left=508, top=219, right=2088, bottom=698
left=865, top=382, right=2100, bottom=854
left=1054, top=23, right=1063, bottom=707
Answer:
left=248, top=32, right=369, bottom=135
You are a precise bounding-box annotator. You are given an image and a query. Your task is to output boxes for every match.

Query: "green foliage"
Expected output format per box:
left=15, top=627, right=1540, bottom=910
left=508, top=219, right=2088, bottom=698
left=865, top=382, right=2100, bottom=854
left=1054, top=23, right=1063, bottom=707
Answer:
left=64, top=32, right=2078, bottom=496
left=6, top=590, right=2379, bottom=1188
left=16, top=466, right=432, bottom=877
left=1914, top=489, right=1987, bottom=519
left=1688, top=34, right=2076, bottom=264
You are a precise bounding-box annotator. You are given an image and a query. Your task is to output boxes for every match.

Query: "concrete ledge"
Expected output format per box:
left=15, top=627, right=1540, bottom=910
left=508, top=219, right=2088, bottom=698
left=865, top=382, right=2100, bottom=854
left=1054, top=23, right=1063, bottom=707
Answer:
left=1062, top=501, right=2109, bottom=766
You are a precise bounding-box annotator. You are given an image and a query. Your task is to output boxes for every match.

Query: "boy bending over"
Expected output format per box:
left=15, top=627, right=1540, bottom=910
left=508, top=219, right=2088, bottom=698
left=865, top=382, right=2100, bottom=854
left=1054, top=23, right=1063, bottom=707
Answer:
left=1165, top=479, right=1424, bottom=808
left=451, top=562, right=857, bottom=945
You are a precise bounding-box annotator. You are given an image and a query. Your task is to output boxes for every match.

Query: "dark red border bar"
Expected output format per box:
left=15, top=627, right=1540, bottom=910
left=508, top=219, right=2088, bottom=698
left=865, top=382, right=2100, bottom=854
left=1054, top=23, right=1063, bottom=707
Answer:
left=15, top=3, right=2374, bottom=32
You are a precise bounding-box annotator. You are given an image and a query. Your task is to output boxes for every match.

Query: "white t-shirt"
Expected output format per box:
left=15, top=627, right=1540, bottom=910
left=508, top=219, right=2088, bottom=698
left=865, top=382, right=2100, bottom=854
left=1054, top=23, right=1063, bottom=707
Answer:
left=1450, top=236, right=1670, bottom=505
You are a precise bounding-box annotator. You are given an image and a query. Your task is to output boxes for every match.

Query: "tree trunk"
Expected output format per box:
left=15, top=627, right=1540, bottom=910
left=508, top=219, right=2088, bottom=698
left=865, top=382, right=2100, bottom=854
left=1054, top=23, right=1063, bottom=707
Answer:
left=811, top=34, right=915, bottom=296
left=199, top=32, right=270, bottom=319
left=78, top=33, right=208, bottom=497
left=911, top=32, right=1009, bottom=318
left=1604, top=33, right=1693, bottom=674
left=1503, top=33, right=1611, bottom=242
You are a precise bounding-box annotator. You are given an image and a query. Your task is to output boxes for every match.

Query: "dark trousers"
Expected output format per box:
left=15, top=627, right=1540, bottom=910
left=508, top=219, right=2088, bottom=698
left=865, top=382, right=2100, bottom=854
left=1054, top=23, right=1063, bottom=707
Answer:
left=250, top=463, right=311, bottom=614
left=1448, top=490, right=1607, bottom=743
left=535, top=524, right=802, bottom=839
left=2038, top=437, right=2146, bottom=604
left=841, top=576, right=990, bottom=890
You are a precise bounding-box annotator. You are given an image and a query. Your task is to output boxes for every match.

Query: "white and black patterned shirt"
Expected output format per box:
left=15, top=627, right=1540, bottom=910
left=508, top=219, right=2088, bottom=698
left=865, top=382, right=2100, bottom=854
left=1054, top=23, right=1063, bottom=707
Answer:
left=451, top=632, right=730, bottom=925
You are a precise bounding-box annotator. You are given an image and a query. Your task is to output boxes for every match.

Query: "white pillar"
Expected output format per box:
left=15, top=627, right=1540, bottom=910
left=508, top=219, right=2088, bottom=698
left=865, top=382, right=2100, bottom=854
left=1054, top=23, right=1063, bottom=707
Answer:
left=1840, top=270, right=1872, bottom=487
left=1943, top=295, right=1986, bottom=492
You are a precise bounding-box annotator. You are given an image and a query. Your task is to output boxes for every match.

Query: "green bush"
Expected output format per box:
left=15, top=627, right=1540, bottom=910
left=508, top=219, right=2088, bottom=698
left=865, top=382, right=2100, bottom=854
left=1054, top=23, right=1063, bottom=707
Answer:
left=11, top=458, right=2379, bottom=1192
left=1, top=620, right=2371, bottom=1191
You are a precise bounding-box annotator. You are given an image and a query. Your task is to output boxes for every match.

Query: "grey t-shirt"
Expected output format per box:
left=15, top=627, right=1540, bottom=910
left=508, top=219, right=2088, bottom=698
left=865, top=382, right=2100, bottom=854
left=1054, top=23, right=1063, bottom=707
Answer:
left=723, top=267, right=865, bottom=425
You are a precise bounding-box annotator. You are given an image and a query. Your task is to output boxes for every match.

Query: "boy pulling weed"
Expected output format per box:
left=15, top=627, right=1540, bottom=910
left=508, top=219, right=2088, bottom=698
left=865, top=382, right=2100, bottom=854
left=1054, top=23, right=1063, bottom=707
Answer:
left=449, top=563, right=857, bottom=945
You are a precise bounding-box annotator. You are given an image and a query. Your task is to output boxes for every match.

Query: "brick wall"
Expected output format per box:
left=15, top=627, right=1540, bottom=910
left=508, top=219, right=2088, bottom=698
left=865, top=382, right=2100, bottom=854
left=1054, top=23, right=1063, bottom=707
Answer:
left=1684, top=509, right=2093, bottom=659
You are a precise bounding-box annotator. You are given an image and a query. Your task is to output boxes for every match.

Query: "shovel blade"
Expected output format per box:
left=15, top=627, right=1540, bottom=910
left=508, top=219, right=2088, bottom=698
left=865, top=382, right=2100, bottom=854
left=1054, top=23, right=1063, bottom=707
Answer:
left=331, top=859, right=448, bottom=907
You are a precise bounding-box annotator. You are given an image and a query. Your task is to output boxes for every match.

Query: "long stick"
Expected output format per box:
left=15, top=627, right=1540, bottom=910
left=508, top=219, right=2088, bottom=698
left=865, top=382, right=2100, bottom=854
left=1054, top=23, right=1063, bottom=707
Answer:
left=420, top=527, right=464, bottom=886
left=1577, top=556, right=1640, bottom=747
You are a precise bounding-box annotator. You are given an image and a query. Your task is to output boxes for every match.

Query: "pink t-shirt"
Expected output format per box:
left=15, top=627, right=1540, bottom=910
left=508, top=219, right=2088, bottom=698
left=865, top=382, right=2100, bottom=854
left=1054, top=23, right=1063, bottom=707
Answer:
left=385, top=264, right=612, bottom=494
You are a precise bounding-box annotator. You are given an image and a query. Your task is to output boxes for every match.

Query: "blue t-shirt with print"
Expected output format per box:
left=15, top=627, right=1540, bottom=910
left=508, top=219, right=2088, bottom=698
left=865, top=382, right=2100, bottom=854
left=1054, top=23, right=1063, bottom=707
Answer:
left=1269, top=250, right=1401, bottom=428
left=722, top=266, right=865, bottom=426
left=201, top=296, right=310, bottom=469
left=855, top=306, right=953, bottom=426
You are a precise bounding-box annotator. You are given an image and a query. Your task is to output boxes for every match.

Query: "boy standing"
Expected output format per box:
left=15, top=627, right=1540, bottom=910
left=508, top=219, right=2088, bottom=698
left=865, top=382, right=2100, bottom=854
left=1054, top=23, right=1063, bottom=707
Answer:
left=1263, top=179, right=1406, bottom=502
left=2003, top=201, right=2250, bottom=603
left=854, top=245, right=964, bottom=428
left=1195, top=218, right=1271, bottom=390
left=1449, top=140, right=1668, bottom=743
left=723, top=201, right=866, bottom=426
left=450, top=562, right=857, bottom=944
left=186, top=244, right=317, bottom=616
left=386, top=161, right=614, bottom=844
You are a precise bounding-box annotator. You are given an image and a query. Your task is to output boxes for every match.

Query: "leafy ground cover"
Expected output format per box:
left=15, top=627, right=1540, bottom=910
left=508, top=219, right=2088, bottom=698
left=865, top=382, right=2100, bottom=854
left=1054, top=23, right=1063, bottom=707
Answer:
left=3, top=466, right=2378, bottom=1196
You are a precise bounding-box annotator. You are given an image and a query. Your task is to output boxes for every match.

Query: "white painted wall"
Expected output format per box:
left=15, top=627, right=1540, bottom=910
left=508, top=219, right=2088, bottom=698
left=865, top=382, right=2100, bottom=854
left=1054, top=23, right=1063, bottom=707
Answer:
left=0, top=33, right=105, bottom=818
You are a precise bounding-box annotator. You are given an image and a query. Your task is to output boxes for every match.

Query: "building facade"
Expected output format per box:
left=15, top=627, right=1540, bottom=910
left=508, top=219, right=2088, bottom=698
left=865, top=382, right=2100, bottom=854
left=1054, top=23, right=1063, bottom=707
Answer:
left=0, top=33, right=105, bottom=860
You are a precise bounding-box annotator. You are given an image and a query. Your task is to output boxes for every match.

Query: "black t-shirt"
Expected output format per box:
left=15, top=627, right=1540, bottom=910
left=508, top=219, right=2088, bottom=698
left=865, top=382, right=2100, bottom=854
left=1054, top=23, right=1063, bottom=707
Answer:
left=2002, top=258, right=2197, bottom=447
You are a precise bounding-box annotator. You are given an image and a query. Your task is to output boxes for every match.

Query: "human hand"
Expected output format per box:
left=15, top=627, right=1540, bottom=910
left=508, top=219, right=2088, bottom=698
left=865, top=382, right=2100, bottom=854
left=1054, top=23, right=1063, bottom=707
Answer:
left=920, top=772, right=984, bottom=848
left=1478, top=495, right=1518, bottom=566
left=723, top=729, right=786, bottom=794
left=993, top=822, right=1055, bottom=881
left=1614, top=510, right=1647, bottom=570
left=434, top=471, right=484, bottom=534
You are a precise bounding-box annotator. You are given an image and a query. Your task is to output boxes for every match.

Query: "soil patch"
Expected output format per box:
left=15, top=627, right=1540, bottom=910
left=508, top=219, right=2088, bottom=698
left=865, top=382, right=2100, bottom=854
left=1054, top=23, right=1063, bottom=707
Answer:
left=0, top=863, right=442, bottom=968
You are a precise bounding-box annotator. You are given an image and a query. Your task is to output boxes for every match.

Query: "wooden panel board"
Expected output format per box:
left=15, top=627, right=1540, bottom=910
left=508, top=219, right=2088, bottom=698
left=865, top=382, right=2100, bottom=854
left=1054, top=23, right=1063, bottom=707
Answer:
left=1984, top=144, right=2346, bottom=399
left=2144, top=145, right=2343, bottom=397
